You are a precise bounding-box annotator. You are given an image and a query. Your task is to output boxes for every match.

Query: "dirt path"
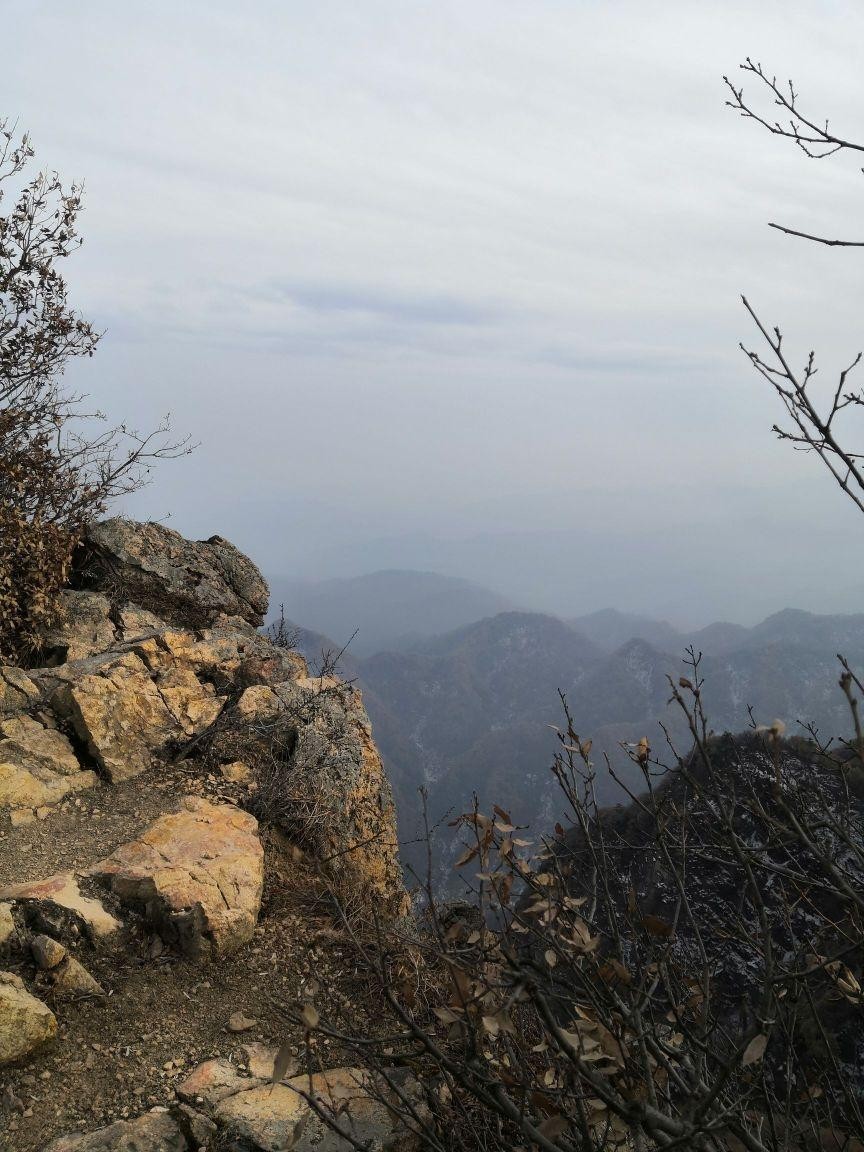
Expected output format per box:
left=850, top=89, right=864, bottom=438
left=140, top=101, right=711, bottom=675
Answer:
left=1, top=767, right=365, bottom=1152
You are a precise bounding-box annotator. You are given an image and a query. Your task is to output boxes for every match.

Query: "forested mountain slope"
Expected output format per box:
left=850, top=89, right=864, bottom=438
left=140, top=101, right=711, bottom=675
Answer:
left=287, top=605, right=864, bottom=880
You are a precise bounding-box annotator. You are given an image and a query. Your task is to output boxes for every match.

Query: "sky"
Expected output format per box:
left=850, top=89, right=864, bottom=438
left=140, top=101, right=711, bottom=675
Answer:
left=5, top=1, right=864, bottom=626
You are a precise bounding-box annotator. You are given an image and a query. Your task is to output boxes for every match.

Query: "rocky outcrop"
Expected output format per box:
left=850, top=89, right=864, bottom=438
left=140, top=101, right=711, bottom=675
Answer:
left=0, top=971, right=57, bottom=1065
left=75, top=518, right=270, bottom=628
left=0, top=516, right=403, bottom=917
left=0, top=517, right=406, bottom=1149
left=89, top=797, right=264, bottom=958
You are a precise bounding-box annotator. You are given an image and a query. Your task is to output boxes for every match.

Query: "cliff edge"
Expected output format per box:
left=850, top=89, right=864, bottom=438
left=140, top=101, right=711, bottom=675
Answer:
left=0, top=519, right=410, bottom=1152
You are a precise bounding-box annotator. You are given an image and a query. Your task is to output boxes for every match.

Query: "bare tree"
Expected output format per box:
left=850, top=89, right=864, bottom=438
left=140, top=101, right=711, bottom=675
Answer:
left=0, top=119, right=191, bottom=658
left=724, top=60, right=864, bottom=517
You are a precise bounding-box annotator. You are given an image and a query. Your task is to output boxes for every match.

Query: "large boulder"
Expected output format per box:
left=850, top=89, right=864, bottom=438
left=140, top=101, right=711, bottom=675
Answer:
left=0, top=711, right=98, bottom=811
left=51, top=652, right=182, bottom=782
left=89, top=797, right=264, bottom=958
left=0, top=970, right=57, bottom=1065
left=76, top=518, right=270, bottom=628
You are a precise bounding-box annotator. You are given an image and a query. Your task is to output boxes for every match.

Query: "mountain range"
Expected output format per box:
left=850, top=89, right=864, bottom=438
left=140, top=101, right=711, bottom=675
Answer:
left=275, top=570, right=864, bottom=883
left=267, top=569, right=512, bottom=657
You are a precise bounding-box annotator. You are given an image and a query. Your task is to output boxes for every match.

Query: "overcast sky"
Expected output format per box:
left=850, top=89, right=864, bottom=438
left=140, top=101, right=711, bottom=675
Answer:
left=7, top=1, right=864, bottom=624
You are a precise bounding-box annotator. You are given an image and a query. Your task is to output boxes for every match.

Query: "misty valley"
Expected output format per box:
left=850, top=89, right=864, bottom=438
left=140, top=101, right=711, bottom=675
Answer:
left=275, top=568, right=864, bottom=880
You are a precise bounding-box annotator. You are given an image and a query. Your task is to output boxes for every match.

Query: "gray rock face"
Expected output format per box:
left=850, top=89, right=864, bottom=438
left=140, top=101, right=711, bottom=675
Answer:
left=78, top=518, right=270, bottom=628
left=37, top=591, right=117, bottom=663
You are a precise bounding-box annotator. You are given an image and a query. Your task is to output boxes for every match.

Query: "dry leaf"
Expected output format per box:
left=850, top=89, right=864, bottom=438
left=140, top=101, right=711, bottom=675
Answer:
left=455, top=845, right=479, bottom=868
left=742, top=1033, right=768, bottom=1066
left=538, top=1114, right=570, bottom=1139
left=301, top=1003, right=320, bottom=1029
left=642, top=914, right=674, bottom=939
left=271, top=1041, right=297, bottom=1086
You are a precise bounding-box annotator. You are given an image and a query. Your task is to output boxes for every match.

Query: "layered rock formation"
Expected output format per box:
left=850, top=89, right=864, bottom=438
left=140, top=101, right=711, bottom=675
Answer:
left=0, top=519, right=407, bottom=1151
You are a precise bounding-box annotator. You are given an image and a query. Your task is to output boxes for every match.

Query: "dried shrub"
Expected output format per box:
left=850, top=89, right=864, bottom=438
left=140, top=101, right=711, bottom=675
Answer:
left=245, top=684, right=354, bottom=853
left=0, top=119, right=190, bottom=660
left=286, top=652, right=864, bottom=1152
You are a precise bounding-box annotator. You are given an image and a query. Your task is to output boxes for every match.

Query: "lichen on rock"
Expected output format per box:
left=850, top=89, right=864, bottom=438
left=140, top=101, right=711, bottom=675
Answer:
left=89, top=796, right=264, bottom=958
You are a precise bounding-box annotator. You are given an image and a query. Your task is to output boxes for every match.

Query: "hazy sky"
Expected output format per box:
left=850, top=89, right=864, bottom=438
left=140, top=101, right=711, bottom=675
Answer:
left=7, top=1, right=864, bottom=624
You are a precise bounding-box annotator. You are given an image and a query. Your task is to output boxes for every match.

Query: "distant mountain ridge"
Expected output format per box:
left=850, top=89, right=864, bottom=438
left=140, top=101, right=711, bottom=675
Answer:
left=267, top=569, right=513, bottom=657
left=283, top=599, right=864, bottom=884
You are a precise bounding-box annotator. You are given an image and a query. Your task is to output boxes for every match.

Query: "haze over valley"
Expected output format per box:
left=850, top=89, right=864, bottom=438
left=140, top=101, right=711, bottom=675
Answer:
left=276, top=570, right=864, bottom=878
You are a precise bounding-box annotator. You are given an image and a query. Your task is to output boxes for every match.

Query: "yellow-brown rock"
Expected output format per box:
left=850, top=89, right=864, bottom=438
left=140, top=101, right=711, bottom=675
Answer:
left=213, top=1066, right=419, bottom=1152
left=52, top=652, right=179, bottom=782
left=48, top=954, right=107, bottom=1001
left=0, top=970, right=57, bottom=1065
left=235, top=684, right=281, bottom=722
left=0, top=710, right=99, bottom=813
left=41, top=1112, right=188, bottom=1151
left=1, top=715, right=81, bottom=776
left=220, top=760, right=252, bottom=783
left=31, top=934, right=67, bottom=970
left=116, top=603, right=163, bottom=642
left=177, top=1057, right=262, bottom=1108
left=0, top=666, right=41, bottom=713
left=155, top=665, right=225, bottom=736
left=0, top=759, right=98, bottom=812
left=89, top=797, right=263, bottom=958
left=0, top=902, right=15, bottom=951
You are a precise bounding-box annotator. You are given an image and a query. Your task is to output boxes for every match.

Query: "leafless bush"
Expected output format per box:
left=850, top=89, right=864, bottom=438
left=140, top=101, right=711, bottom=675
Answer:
left=0, top=119, right=191, bottom=659
left=266, top=604, right=302, bottom=654
left=248, top=713, right=337, bottom=854
left=725, top=60, right=864, bottom=515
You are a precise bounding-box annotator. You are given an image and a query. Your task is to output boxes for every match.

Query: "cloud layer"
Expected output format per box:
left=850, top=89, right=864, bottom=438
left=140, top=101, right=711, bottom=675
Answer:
left=7, top=1, right=864, bottom=623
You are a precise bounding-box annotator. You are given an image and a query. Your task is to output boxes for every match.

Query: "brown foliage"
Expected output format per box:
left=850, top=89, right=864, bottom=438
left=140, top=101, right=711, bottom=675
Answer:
left=0, top=119, right=191, bottom=660
left=281, top=654, right=864, bottom=1152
